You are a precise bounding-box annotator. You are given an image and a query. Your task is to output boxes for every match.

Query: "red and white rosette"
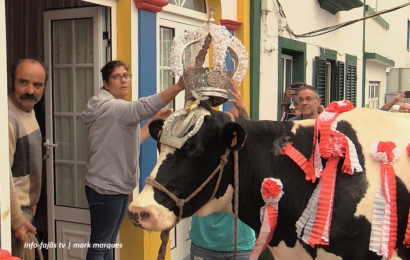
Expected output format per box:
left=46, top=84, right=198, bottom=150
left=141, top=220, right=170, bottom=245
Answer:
left=369, top=141, right=399, bottom=260
left=250, top=178, right=284, bottom=260
left=404, top=143, right=410, bottom=247
left=296, top=100, right=363, bottom=247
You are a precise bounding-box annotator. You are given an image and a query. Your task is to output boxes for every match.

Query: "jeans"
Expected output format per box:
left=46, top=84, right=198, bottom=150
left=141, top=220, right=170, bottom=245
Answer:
left=190, top=243, right=252, bottom=260
left=85, top=186, right=129, bottom=260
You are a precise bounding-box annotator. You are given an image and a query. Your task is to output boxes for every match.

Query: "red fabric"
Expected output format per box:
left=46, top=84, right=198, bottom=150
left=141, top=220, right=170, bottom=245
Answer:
left=308, top=158, right=339, bottom=246
left=305, top=101, right=355, bottom=247
left=0, top=250, right=11, bottom=260
left=377, top=142, right=398, bottom=257
left=404, top=144, right=410, bottom=247
left=262, top=179, right=282, bottom=199
left=325, top=100, right=354, bottom=113
left=377, top=141, right=396, bottom=163
left=281, top=143, right=310, bottom=178
left=263, top=205, right=278, bottom=252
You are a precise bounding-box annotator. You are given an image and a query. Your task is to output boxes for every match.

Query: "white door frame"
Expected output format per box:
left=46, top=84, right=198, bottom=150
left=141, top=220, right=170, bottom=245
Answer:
left=0, top=0, right=11, bottom=251
left=157, top=9, right=207, bottom=260
left=43, top=6, right=111, bottom=260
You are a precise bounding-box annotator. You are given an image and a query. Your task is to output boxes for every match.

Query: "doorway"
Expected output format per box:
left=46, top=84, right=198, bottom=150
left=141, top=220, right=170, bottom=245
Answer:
left=43, top=6, right=110, bottom=260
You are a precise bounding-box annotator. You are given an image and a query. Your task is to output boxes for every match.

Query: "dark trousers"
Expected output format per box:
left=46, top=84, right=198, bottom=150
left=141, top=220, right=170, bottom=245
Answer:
left=85, top=186, right=129, bottom=260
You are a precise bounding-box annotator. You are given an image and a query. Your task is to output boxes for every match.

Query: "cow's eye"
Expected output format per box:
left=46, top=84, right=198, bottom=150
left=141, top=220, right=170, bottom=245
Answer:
left=187, top=148, right=203, bottom=158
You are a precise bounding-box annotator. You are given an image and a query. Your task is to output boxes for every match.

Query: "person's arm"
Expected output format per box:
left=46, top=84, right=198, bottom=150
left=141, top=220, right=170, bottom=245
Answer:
left=382, top=93, right=405, bottom=111
left=280, top=87, right=292, bottom=119
left=227, top=80, right=250, bottom=120
left=8, top=122, right=36, bottom=242
left=140, top=109, right=173, bottom=143
left=160, top=76, right=185, bottom=105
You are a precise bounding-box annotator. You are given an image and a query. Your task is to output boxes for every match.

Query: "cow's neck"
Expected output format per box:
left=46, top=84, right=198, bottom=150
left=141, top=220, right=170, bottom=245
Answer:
left=233, top=119, right=318, bottom=239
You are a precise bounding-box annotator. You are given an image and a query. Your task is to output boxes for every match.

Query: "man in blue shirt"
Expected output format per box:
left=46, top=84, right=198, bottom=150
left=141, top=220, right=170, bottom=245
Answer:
left=288, top=85, right=322, bottom=121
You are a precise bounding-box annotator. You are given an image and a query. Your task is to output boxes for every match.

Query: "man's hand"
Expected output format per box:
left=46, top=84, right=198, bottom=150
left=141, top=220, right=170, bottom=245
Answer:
left=14, top=221, right=36, bottom=243
left=396, top=93, right=406, bottom=104
left=227, top=80, right=250, bottom=120
left=283, top=87, right=292, bottom=103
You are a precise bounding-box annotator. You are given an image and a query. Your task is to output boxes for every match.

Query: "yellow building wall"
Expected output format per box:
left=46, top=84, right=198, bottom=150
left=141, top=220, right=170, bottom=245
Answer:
left=117, top=1, right=167, bottom=259
left=236, top=0, right=251, bottom=113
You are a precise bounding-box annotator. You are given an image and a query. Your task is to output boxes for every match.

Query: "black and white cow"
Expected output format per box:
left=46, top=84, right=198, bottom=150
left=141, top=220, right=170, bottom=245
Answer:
left=128, top=101, right=410, bottom=260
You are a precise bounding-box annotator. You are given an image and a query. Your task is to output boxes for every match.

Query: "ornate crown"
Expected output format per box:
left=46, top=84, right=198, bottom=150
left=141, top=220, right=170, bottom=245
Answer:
left=170, top=17, right=248, bottom=107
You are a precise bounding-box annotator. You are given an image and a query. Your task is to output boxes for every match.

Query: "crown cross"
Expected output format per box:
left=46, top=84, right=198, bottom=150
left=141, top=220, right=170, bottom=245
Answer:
left=208, top=8, right=216, bottom=23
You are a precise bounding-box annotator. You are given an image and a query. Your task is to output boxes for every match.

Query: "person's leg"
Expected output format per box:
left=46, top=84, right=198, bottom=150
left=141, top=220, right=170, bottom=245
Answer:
left=107, top=193, right=129, bottom=257
left=85, top=186, right=129, bottom=260
left=190, top=243, right=219, bottom=260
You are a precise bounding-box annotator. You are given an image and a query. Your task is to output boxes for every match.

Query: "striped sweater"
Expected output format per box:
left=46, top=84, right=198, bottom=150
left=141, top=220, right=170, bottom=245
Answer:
left=8, top=96, right=42, bottom=230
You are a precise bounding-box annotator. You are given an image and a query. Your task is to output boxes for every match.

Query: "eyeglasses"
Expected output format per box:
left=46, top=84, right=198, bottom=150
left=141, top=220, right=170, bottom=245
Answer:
left=298, top=97, right=318, bottom=103
left=109, top=74, right=132, bottom=82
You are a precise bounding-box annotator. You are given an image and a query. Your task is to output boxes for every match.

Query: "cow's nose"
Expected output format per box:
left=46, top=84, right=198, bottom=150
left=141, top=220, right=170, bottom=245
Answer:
left=140, top=211, right=148, bottom=218
left=127, top=210, right=140, bottom=222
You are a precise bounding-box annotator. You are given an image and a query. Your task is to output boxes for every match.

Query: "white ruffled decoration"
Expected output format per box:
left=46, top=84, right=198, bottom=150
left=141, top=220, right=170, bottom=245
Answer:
left=370, top=143, right=400, bottom=164
left=296, top=179, right=322, bottom=244
left=250, top=178, right=283, bottom=260
left=369, top=142, right=400, bottom=260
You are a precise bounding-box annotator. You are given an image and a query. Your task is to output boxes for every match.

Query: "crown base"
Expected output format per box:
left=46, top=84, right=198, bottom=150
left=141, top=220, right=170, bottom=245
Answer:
left=183, top=67, right=232, bottom=107
left=187, top=88, right=228, bottom=107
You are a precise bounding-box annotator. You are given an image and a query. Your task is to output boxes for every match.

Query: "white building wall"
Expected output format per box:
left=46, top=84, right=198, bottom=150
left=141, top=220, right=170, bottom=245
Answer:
left=377, top=0, right=410, bottom=69
left=364, top=0, right=410, bottom=107
left=259, top=0, right=363, bottom=120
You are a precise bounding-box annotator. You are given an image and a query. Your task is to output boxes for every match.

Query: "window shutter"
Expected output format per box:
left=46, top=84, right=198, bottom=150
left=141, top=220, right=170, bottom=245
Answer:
left=345, top=62, right=357, bottom=106
left=315, top=56, right=326, bottom=106
left=335, top=61, right=345, bottom=101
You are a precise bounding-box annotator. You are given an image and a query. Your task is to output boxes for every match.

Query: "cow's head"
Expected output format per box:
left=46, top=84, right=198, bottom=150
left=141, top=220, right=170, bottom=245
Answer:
left=128, top=102, right=246, bottom=231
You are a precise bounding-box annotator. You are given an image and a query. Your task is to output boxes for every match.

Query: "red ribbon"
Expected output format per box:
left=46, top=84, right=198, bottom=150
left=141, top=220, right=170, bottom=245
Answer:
left=281, top=143, right=310, bottom=178
left=308, top=158, right=338, bottom=246
left=377, top=142, right=398, bottom=258
left=404, top=144, right=410, bottom=247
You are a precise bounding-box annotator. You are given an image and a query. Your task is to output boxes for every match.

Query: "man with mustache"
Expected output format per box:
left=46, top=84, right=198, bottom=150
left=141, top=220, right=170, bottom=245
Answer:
left=8, top=59, right=47, bottom=259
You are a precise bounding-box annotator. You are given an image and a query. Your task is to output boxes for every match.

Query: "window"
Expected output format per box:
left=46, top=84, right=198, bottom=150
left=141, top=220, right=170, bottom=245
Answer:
left=163, top=0, right=206, bottom=13
left=281, top=54, right=293, bottom=99
left=345, top=61, right=357, bottom=106
left=159, top=26, right=175, bottom=110
left=315, top=52, right=354, bottom=107
left=315, top=57, right=338, bottom=106
left=368, top=82, right=379, bottom=109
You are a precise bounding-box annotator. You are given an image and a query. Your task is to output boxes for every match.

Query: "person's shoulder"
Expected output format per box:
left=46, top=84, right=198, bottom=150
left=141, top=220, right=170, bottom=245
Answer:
left=288, top=115, right=302, bottom=122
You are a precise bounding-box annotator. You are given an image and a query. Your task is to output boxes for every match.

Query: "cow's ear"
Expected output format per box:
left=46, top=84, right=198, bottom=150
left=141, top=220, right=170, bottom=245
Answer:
left=149, top=119, right=164, bottom=141
left=220, top=122, right=247, bottom=150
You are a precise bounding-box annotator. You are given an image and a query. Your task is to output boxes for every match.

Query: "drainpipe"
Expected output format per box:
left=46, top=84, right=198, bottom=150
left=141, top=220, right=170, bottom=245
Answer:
left=362, top=0, right=366, bottom=107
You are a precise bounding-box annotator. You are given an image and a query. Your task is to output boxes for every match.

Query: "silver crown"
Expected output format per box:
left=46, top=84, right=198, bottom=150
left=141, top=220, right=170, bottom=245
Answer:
left=170, top=16, right=248, bottom=107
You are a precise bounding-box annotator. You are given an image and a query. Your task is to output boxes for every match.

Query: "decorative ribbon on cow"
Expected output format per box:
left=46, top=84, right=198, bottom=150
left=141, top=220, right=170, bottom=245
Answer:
left=250, top=178, right=283, bottom=260
left=403, top=143, right=410, bottom=248
left=369, top=141, right=399, bottom=260
left=295, top=100, right=363, bottom=247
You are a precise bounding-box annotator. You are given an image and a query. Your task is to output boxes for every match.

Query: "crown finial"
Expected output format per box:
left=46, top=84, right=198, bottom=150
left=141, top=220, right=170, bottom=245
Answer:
left=208, top=8, right=216, bottom=23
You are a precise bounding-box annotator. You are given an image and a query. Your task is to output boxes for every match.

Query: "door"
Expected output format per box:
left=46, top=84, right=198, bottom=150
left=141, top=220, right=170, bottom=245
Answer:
left=158, top=16, right=205, bottom=260
left=44, top=7, right=110, bottom=260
